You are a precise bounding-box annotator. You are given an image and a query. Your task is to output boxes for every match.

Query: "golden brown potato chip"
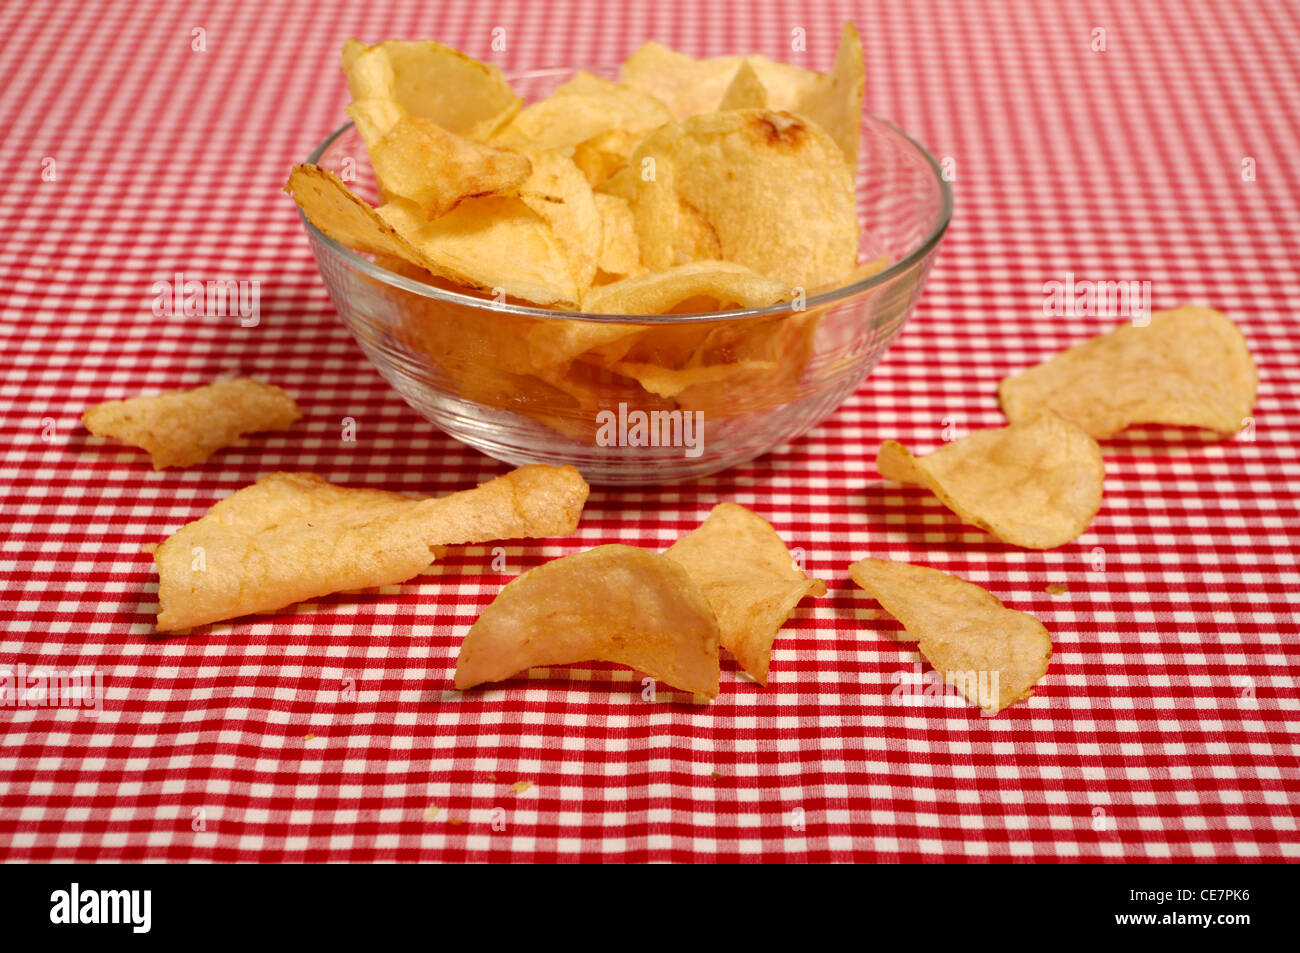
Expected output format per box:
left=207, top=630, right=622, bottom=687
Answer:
left=341, top=39, right=521, bottom=138
left=83, top=378, right=300, bottom=469
left=593, top=193, right=642, bottom=279
left=877, top=410, right=1104, bottom=550
left=718, top=60, right=768, bottom=110
left=665, top=503, right=825, bottom=684
left=580, top=260, right=790, bottom=315
left=999, top=306, right=1258, bottom=439
left=849, top=557, right=1052, bottom=714
left=624, top=109, right=858, bottom=287
left=284, top=163, right=422, bottom=263
left=491, top=71, right=671, bottom=156
left=516, top=151, right=603, bottom=291
left=794, top=22, right=865, bottom=169
left=153, top=465, right=589, bottom=632
left=378, top=195, right=581, bottom=308
left=346, top=101, right=532, bottom=218
left=454, top=544, right=721, bottom=699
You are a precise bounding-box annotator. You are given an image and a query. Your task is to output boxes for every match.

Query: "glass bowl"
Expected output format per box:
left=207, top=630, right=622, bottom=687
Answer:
left=297, top=67, right=952, bottom=484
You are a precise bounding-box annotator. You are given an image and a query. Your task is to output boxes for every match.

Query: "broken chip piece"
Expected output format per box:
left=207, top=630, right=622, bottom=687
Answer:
left=153, top=465, right=589, bottom=631
left=877, top=410, right=1104, bottom=549
left=665, top=502, right=825, bottom=684
left=998, top=306, right=1258, bottom=439
left=82, top=378, right=301, bottom=469
left=849, top=557, right=1052, bottom=714
left=454, top=544, right=721, bottom=699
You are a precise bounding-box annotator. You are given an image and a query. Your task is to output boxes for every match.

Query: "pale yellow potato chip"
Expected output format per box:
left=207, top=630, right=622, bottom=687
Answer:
left=999, top=306, right=1258, bottom=439
left=849, top=557, right=1052, bottom=714
left=619, top=43, right=818, bottom=118
left=516, top=151, right=603, bottom=290
left=593, top=193, right=642, bottom=279
left=624, top=110, right=857, bottom=287
left=877, top=410, right=1104, bottom=550
left=153, top=465, right=589, bottom=632
left=794, top=22, right=865, bottom=169
left=346, top=101, right=532, bottom=219
left=378, top=195, right=581, bottom=308
left=665, top=503, right=826, bottom=684
left=492, top=70, right=671, bottom=155
left=572, top=128, right=642, bottom=187
left=341, top=39, right=521, bottom=138
left=83, top=378, right=300, bottom=469
left=718, top=61, right=768, bottom=110
left=454, top=544, right=721, bottom=699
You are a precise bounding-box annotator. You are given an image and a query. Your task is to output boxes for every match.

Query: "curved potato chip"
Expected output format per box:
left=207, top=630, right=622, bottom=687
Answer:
left=154, top=465, right=589, bottom=632
left=594, top=193, right=642, bottom=278
left=83, top=378, right=300, bottom=469
left=492, top=71, right=671, bottom=156
left=665, top=503, right=826, bottom=684
left=625, top=109, right=857, bottom=287
left=619, top=43, right=818, bottom=119
left=379, top=195, right=580, bottom=308
left=718, top=61, right=768, bottom=110
left=573, top=128, right=642, bottom=187
left=347, top=101, right=532, bottom=219
left=849, top=557, right=1052, bottom=714
left=284, top=163, right=421, bottom=262
left=341, top=39, right=521, bottom=138
left=517, top=151, right=603, bottom=291
left=580, top=260, right=790, bottom=315
left=794, top=22, right=865, bottom=168
left=877, top=410, right=1104, bottom=549
left=999, top=306, right=1258, bottom=439
left=454, top=545, right=721, bottom=699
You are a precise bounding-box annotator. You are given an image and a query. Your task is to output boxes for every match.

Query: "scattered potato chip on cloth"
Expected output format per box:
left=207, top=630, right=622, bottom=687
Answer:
left=999, top=306, right=1258, bottom=438
left=665, top=503, right=826, bottom=684
left=849, top=557, right=1052, bottom=714
left=153, top=465, right=589, bottom=631
left=454, top=544, right=721, bottom=699
left=341, top=39, right=521, bottom=138
left=624, top=109, right=858, bottom=288
left=877, top=410, right=1104, bottom=549
left=346, top=101, right=532, bottom=218
left=83, top=378, right=300, bottom=469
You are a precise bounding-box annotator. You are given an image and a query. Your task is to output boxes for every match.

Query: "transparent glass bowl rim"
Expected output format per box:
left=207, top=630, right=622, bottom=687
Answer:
left=298, top=75, right=953, bottom=325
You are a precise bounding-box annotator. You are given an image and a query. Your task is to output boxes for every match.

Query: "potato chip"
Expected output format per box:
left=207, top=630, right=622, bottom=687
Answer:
left=877, top=410, right=1104, bottom=550
left=998, top=306, right=1258, bottom=439
left=83, top=378, right=300, bottom=469
left=346, top=101, right=532, bottom=218
left=624, top=109, right=858, bottom=287
left=718, top=61, right=768, bottom=110
left=593, top=193, right=642, bottom=279
left=849, top=557, right=1052, bottom=714
left=454, top=544, right=721, bottom=699
left=793, top=22, right=865, bottom=169
left=572, top=128, right=642, bottom=186
left=284, top=163, right=422, bottom=262
left=516, top=151, right=603, bottom=290
left=580, top=260, right=790, bottom=315
left=341, top=39, right=521, bottom=138
left=619, top=43, right=818, bottom=119
left=665, top=503, right=826, bottom=684
left=378, top=195, right=581, bottom=308
left=491, top=71, right=671, bottom=156
left=153, top=465, right=589, bottom=631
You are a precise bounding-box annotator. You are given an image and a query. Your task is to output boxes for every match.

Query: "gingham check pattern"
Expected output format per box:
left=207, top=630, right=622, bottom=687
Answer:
left=0, top=0, right=1297, bottom=862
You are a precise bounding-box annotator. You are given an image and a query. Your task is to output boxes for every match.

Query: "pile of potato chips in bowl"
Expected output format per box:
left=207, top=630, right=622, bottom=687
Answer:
left=289, top=25, right=951, bottom=483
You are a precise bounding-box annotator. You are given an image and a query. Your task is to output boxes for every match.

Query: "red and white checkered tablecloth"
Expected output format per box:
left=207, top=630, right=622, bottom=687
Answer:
left=1, top=0, right=1297, bottom=863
